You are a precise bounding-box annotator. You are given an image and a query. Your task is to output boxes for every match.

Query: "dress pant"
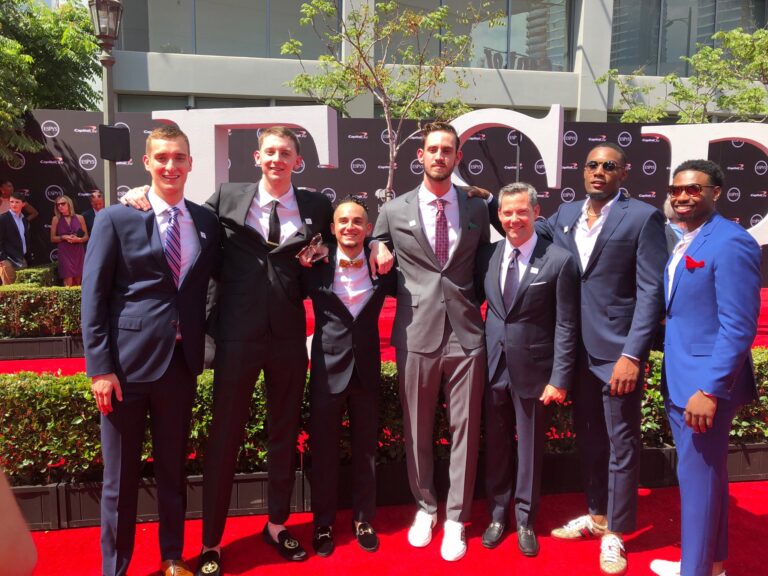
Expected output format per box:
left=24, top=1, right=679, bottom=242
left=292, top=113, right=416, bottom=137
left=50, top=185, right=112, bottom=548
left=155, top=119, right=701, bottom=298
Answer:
left=100, top=344, right=195, bottom=576
left=202, top=337, right=307, bottom=547
left=396, top=322, right=485, bottom=522
left=309, top=369, right=378, bottom=526
left=573, top=352, right=642, bottom=534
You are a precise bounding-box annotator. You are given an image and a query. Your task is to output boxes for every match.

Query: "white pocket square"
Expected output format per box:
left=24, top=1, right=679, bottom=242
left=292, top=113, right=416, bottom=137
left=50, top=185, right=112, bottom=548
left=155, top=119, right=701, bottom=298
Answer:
left=530, top=281, right=547, bottom=286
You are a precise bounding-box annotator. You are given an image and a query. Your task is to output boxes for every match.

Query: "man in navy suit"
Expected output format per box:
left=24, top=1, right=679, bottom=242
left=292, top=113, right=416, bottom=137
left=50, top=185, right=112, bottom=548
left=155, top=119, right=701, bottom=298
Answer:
left=0, top=191, right=31, bottom=284
left=301, top=197, right=395, bottom=557
left=82, top=125, right=219, bottom=576
left=650, top=160, right=761, bottom=576
left=542, top=143, right=667, bottom=576
left=477, top=183, right=579, bottom=557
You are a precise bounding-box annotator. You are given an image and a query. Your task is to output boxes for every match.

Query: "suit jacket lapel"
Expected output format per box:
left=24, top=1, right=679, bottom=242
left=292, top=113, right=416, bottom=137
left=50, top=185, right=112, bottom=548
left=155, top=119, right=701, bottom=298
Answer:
left=406, top=189, right=440, bottom=269
left=563, top=203, right=583, bottom=274
left=145, top=209, right=174, bottom=286
left=449, top=188, right=469, bottom=268
left=667, top=213, right=717, bottom=310
left=583, top=194, right=627, bottom=276
left=487, top=241, right=506, bottom=319
left=178, top=201, right=208, bottom=290
left=509, top=238, right=547, bottom=313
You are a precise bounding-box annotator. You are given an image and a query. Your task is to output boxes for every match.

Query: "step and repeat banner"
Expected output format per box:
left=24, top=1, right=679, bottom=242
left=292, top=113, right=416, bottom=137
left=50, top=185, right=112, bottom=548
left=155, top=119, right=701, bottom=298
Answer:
left=2, top=109, right=766, bottom=282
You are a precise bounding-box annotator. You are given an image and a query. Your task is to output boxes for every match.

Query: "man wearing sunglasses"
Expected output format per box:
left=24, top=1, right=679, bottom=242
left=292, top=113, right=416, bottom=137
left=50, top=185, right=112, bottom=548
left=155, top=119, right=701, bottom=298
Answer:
left=540, top=143, right=667, bottom=576
left=650, top=160, right=760, bottom=576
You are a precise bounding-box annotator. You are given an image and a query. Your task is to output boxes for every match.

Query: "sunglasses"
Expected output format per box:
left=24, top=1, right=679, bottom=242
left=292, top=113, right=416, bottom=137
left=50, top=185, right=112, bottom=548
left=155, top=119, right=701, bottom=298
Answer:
left=667, top=184, right=717, bottom=198
left=584, top=160, right=623, bottom=172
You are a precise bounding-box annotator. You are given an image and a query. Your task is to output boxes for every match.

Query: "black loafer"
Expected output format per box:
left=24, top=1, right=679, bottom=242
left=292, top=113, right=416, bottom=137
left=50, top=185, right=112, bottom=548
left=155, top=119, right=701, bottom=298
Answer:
left=482, top=521, right=506, bottom=549
left=312, top=525, right=335, bottom=557
left=195, top=549, right=221, bottom=576
left=262, top=524, right=308, bottom=562
left=354, top=521, right=379, bottom=552
left=517, top=525, right=539, bottom=557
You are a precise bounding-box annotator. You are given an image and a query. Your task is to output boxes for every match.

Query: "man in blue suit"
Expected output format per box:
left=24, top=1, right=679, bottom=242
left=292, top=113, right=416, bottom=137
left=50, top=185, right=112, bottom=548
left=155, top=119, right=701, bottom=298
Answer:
left=82, top=125, right=219, bottom=576
left=650, top=160, right=761, bottom=576
left=542, top=143, right=667, bottom=576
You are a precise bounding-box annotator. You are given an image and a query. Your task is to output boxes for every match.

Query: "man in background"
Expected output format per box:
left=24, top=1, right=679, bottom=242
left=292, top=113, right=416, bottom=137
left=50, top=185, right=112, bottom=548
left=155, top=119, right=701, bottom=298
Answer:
left=82, top=190, right=105, bottom=234
left=0, top=191, right=32, bottom=284
left=0, top=180, right=38, bottom=221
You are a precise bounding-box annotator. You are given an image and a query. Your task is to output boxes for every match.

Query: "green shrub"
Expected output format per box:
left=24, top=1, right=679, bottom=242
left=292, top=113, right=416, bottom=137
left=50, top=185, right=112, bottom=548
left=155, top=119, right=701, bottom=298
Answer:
left=15, top=265, right=59, bottom=287
left=0, top=285, right=81, bottom=338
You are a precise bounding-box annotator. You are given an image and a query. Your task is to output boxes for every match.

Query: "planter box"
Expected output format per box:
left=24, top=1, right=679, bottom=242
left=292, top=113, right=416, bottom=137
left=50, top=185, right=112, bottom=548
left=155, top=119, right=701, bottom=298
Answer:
left=68, top=336, right=84, bottom=358
left=14, top=483, right=58, bottom=530
left=728, top=443, right=768, bottom=481
left=0, top=337, right=69, bottom=360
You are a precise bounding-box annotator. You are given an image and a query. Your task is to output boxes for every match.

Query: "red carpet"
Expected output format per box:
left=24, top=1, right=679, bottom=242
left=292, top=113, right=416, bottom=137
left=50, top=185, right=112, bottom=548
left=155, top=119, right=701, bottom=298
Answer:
left=30, top=481, right=768, bottom=575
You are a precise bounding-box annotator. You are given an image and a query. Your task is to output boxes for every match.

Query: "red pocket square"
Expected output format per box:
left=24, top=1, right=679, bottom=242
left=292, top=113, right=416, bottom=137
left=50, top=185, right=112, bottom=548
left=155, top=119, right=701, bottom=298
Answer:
left=685, top=255, right=705, bottom=270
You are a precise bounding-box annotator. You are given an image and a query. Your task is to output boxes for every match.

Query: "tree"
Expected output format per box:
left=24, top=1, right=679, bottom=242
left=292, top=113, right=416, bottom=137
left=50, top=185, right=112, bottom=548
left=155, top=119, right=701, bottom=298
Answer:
left=0, top=0, right=100, bottom=160
left=281, top=0, right=499, bottom=195
left=597, top=28, right=768, bottom=124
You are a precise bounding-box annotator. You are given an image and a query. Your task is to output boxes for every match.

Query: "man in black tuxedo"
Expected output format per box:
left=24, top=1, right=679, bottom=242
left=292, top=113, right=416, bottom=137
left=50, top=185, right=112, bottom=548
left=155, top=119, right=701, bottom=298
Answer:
left=301, top=197, right=395, bottom=557
left=477, top=182, right=579, bottom=557
left=0, top=191, right=31, bottom=284
left=82, top=125, right=220, bottom=576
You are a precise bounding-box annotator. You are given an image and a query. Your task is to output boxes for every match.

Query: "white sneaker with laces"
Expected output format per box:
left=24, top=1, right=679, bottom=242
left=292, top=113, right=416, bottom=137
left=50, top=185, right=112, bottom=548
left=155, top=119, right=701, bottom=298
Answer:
left=600, top=534, right=628, bottom=576
left=440, top=519, right=466, bottom=562
left=650, top=559, right=725, bottom=576
left=407, top=509, right=437, bottom=548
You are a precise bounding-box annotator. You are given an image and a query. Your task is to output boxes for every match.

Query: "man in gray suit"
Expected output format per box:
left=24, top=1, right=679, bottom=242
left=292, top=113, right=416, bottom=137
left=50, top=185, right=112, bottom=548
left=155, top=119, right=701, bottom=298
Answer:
left=373, top=121, right=490, bottom=562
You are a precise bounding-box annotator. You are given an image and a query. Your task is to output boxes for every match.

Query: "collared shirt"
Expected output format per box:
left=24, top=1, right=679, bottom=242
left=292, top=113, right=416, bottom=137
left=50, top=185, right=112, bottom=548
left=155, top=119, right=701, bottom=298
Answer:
left=246, top=182, right=302, bottom=245
left=148, top=189, right=199, bottom=284
left=10, top=210, right=26, bottom=255
left=332, top=246, right=373, bottom=319
left=573, top=191, right=621, bottom=270
left=667, top=225, right=703, bottom=300
left=418, top=183, right=460, bottom=261
left=499, top=231, right=537, bottom=294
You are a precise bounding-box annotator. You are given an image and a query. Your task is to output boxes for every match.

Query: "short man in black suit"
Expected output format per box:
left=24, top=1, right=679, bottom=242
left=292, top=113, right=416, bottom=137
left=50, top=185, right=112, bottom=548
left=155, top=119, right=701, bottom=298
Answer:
left=0, top=191, right=31, bottom=284
left=82, top=125, right=220, bottom=576
left=82, top=190, right=105, bottom=235
left=477, top=182, right=579, bottom=557
left=302, top=198, right=395, bottom=557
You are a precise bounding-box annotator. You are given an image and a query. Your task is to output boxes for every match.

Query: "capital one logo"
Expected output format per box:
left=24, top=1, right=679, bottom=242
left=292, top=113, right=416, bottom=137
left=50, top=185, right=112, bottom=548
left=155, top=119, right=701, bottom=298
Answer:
left=380, top=129, right=396, bottom=145
left=534, top=159, right=546, bottom=175
left=750, top=214, right=763, bottom=227
left=350, top=158, right=367, bottom=175
left=410, top=158, right=424, bottom=175
left=755, top=160, right=768, bottom=176
left=45, top=185, right=64, bottom=202
left=321, top=188, right=336, bottom=203
left=79, top=153, right=98, bottom=171
left=467, top=159, right=484, bottom=175
left=507, top=130, right=520, bottom=146
left=726, top=187, right=741, bottom=202
left=563, top=131, right=578, bottom=147
left=560, top=187, right=575, bottom=203
left=292, top=158, right=306, bottom=174
left=41, top=120, right=60, bottom=138
left=617, top=131, right=632, bottom=147
left=7, top=152, right=25, bottom=170
left=642, top=160, right=657, bottom=175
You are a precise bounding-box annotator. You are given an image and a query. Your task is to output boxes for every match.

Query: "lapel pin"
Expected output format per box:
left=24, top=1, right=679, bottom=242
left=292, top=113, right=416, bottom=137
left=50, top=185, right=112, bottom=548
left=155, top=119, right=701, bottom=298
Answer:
left=408, top=220, right=417, bottom=227
left=530, top=267, right=539, bottom=274
left=305, top=218, right=313, bottom=225
left=563, top=226, right=569, bottom=234
left=200, top=231, right=207, bottom=239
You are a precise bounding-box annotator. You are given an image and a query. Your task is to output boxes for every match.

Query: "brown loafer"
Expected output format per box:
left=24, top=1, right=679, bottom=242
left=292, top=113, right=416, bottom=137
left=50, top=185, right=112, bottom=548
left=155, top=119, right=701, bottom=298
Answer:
left=161, top=559, right=194, bottom=576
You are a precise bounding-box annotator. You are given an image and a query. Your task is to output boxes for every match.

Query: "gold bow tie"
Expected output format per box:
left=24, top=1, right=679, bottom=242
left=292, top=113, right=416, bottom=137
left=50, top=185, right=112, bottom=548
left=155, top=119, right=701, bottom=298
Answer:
left=339, top=258, right=363, bottom=269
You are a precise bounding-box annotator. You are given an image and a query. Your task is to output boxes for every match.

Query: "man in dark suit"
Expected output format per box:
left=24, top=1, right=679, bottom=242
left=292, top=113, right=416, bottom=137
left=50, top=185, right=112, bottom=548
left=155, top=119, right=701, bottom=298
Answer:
left=301, top=197, right=395, bottom=557
left=373, top=122, right=490, bottom=562
left=542, top=143, right=667, bottom=576
left=81, top=124, right=219, bottom=576
left=0, top=191, right=31, bottom=284
left=476, top=182, right=578, bottom=557
left=82, top=190, right=105, bottom=235
left=650, top=160, right=761, bottom=576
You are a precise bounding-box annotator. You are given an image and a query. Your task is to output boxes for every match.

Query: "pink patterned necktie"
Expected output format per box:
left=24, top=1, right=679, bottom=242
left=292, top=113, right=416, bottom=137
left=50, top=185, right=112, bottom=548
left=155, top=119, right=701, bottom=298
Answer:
left=165, top=206, right=181, bottom=287
left=434, top=198, right=448, bottom=267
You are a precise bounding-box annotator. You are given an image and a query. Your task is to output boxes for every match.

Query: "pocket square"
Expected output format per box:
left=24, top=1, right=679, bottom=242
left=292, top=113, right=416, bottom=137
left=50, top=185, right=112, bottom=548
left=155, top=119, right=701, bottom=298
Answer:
left=530, top=281, right=547, bottom=286
left=685, top=255, right=705, bottom=270
left=468, top=221, right=478, bottom=230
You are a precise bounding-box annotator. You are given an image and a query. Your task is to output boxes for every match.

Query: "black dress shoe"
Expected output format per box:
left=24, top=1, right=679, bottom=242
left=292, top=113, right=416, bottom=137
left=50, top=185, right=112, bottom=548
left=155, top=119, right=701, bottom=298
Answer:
left=312, top=525, right=335, bottom=557
left=195, top=549, right=221, bottom=576
left=262, top=524, right=308, bottom=562
left=354, top=521, right=379, bottom=552
left=482, top=521, right=506, bottom=549
left=517, top=525, right=540, bottom=557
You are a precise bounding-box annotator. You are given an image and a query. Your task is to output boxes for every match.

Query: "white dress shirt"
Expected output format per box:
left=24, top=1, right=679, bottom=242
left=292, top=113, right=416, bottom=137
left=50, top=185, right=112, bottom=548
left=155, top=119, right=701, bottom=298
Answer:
left=667, top=226, right=703, bottom=300
left=148, top=189, right=199, bottom=284
left=499, top=231, right=537, bottom=293
left=418, top=184, right=460, bottom=260
left=246, top=182, right=302, bottom=245
left=332, top=246, right=373, bottom=319
left=10, top=210, right=27, bottom=255
left=573, top=191, right=621, bottom=270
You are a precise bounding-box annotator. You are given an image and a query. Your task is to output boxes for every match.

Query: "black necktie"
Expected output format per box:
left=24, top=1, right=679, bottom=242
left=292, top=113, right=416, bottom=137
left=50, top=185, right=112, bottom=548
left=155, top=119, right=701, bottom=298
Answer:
left=502, top=248, right=521, bottom=311
left=268, top=200, right=280, bottom=246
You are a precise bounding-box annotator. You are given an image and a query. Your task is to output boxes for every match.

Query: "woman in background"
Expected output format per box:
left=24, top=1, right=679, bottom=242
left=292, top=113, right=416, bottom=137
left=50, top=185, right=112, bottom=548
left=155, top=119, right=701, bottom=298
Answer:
left=50, top=195, right=88, bottom=286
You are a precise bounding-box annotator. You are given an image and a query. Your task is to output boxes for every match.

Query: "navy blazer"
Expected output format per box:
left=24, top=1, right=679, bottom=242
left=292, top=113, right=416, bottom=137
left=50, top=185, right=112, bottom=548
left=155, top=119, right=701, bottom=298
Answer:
left=0, top=211, right=30, bottom=266
left=302, top=246, right=396, bottom=394
left=478, top=237, right=579, bottom=397
left=539, top=194, right=667, bottom=373
left=662, top=212, right=760, bottom=408
left=81, top=202, right=219, bottom=383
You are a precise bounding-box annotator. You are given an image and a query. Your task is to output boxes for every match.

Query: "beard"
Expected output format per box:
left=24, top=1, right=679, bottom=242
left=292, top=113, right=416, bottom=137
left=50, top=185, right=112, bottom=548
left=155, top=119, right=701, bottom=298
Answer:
left=586, top=189, right=614, bottom=202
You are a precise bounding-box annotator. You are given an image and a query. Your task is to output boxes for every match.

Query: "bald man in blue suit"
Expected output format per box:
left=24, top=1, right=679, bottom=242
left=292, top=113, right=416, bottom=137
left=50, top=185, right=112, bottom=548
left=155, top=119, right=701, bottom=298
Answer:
left=650, top=160, right=761, bottom=576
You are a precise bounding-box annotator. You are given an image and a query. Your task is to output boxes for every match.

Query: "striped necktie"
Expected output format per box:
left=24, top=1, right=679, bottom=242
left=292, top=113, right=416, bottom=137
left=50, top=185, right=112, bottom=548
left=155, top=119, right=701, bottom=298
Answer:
left=434, top=198, right=448, bottom=267
left=165, top=206, right=181, bottom=287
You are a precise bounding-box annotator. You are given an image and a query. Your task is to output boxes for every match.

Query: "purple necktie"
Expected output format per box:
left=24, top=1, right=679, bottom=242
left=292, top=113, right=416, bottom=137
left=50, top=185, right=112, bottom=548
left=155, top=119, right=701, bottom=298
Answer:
left=434, top=199, right=448, bottom=267
left=165, top=206, right=181, bottom=287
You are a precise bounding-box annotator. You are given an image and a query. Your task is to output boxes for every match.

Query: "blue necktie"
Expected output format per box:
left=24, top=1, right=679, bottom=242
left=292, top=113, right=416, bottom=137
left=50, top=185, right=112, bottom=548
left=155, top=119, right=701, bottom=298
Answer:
left=165, top=206, right=181, bottom=287
left=503, top=248, right=520, bottom=311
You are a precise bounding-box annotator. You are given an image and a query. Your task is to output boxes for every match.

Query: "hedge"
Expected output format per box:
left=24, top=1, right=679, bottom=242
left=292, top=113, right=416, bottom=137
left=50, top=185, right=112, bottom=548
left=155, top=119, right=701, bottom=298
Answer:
left=1, top=350, right=766, bottom=486
left=0, top=285, right=82, bottom=338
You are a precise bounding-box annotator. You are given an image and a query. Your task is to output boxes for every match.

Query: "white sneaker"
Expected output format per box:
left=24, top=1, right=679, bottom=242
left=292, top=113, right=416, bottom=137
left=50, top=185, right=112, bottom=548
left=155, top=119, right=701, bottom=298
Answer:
left=407, top=509, right=437, bottom=547
left=440, top=519, right=466, bottom=562
left=600, top=534, right=627, bottom=576
left=650, top=560, right=725, bottom=576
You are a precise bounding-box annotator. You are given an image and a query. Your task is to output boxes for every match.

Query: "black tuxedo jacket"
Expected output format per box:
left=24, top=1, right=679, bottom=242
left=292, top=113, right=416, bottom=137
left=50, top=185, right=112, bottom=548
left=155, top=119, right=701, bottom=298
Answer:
left=302, top=246, right=396, bottom=394
left=205, top=181, right=333, bottom=343
left=0, top=211, right=30, bottom=266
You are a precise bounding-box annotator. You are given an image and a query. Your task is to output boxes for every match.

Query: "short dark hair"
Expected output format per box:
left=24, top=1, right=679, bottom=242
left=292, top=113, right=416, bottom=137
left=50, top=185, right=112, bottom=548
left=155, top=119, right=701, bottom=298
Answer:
left=146, top=124, right=190, bottom=155
left=258, top=126, right=301, bottom=155
left=9, top=191, right=25, bottom=202
left=421, top=121, right=459, bottom=149
left=588, top=142, right=627, bottom=166
left=334, top=195, right=369, bottom=217
left=673, top=159, right=724, bottom=187
left=0, top=179, right=12, bottom=187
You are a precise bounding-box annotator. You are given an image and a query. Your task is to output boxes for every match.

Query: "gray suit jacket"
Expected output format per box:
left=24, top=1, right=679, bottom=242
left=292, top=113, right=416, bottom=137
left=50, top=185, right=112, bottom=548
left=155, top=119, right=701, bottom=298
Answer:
left=373, top=185, right=490, bottom=354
